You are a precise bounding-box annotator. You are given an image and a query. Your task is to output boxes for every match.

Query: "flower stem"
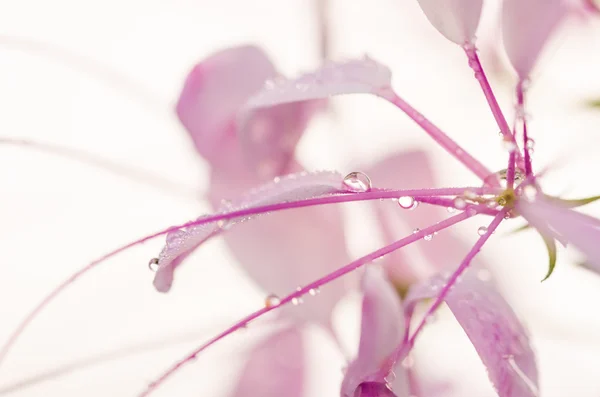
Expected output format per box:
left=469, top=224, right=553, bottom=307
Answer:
left=379, top=88, right=494, bottom=184
left=0, top=187, right=497, bottom=368
left=405, top=210, right=506, bottom=349
left=517, top=81, right=533, bottom=177
left=137, top=211, right=474, bottom=396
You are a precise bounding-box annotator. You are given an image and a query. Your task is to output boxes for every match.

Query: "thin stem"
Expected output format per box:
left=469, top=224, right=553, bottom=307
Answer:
left=0, top=186, right=497, bottom=367
left=0, top=137, right=198, bottom=200
left=463, top=45, right=513, bottom=141
left=506, top=150, right=517, bottom=189
left=406, top=211, right=506, bottom=349
left=517, top=81, right=533, bottom=177
left=137, top=211, right=474, bottom=396
left=379, top=88, right=495, bottom=184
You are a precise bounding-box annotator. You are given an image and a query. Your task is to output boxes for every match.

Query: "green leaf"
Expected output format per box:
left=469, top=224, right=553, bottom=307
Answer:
left=543, top=194, right=600, bottom=209
left=540, top=234, right=557, bottom=282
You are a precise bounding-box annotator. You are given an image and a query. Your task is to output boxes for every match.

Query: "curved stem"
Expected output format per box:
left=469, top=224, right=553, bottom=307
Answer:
left=379, top=88, right=495, bottom=184
left=137, top=211, right=474, bottom=396
left=0, top=186, right=497, bottom=368
left=406, top=210, right=506, bottom=350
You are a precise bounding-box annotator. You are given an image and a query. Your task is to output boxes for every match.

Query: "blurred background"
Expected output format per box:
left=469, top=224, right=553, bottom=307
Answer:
left=1, top=0, right=600, bottom=396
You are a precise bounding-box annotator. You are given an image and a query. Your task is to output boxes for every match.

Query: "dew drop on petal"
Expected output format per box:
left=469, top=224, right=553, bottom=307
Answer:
left=398, top=196, right=415, bottom=209
left=477, top=226, right=488, bottom=236
left=148, top=258, right=159, bottom=272
left=342, top=171, right=372, bottom=193
left=265, top=294, right=281, bottom=308
left=467, top=207, right=478, bottom=216
left=453, top=197, right=467, bottom=209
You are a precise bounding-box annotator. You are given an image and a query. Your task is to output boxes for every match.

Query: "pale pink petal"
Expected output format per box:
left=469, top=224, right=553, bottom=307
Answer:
left=406, top=273, right=538, bottom=397
left=415, top=0, right=483, bottom=44
left=176, top=45, right=276, bottom=167
left=502, top=0, right=569, bottom=78
left=341, top=267, right=407, bottom=397
left=366, top=151, right=489, bottom=287
left=230, top=326, right=304, bottom=397
left=518, top=196, right=600, bottom=272
left=153, top=170, right=346, bottom=296
left=241, top=57, right=391, bottom=110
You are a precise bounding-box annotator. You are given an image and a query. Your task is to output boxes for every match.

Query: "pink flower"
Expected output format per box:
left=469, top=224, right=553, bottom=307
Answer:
left=2, top=2, right=600, bottom=397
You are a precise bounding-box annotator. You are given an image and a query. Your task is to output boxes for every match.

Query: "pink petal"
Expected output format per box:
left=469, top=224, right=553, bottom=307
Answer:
left=415, top=0, right=483, bottom=44
left=353, top=382, right=398, bottom=397
left=175, top=45, right=276, bottom=167
left=154, top=171, right=347, bottom=314
left=502, top=0, right=569, bottom=78
left=241, top=57, right=391, bottom=110
left=341, top=267, right=407, bottom=397
left=518, top=197, right=600, bottom=272
left=406, top=273, right=538, bottom=397
left=230, top=326, right=304, bottom=397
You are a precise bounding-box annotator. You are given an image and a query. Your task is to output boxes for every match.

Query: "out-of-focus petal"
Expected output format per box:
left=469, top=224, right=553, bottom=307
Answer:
left=153, top=170, right=346, bottom=296
left=230, top=326, right=304, bottom=397
left=406, top=273, right=538, bottom=397
left=353, top=382, right=398, bottom=397
left=415, top=0, right=483, bottom=44
left=341, top=267, right=407, bottom=397
left=366, top=151, right=489, bottom=288
left=242, top=57, right=391, bottom=110
left=518, top=196, right=600, bottom=273
left=176, top=45, right=276, bottom=166
left=502, top=0, right=569, bottom=78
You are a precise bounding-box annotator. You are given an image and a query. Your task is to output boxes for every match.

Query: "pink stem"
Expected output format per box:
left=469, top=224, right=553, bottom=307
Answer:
left=506, top=150, right=517, bottom=189
left=0, top=186, right=497, bottom=367
left=517, top=81, right=533, bottom=177
left=378, top=88, right=495, bottom=184
left=137, top=211, right=474, bottom=396
left=463, top=45, right=513, bottom=141
left=405, top=211, right=506, bottom=349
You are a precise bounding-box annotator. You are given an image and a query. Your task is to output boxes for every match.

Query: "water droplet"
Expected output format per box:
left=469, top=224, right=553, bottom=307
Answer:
left=526, top=138, right=535, bottom=150
left=342, top=172, right=372, bottom=193
left=477, top=226, right=488, bottom=236
left=423, top=234, right=433, bottom=241
left=463, top=190, right=478, bottom=200
left=467, top=207, right=478, bottom=216
left=412, top=228, right=421, bottom=234
left=265, top=294, right=281, bottom=308
left=477, top=269, right=492, bottom=282
left=308, top=288, right=320, bottom=296
left=397, top=196, right=415, bottom=209
left=447, top=206, right=456, bottom=213
left=401, top=355, right=415, bottom=369
left=148, top=258, right=159, bottom=272
left=291, top=297, right=302, bottom=306
left=453, top=197, right=467, bottom=209
left=273, top=176, right=281, bottom=183
left=502, top=139, right=517, bottom=153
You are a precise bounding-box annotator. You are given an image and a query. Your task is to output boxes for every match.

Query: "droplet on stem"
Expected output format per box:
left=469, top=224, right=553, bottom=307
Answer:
left=453, top=197, right=467, bottom=209
left=342, top=172, right=372, bottom=193
left=397, top=196, right=415, bottom=209
left=502, top=139, right=517, bottom=153
left=412, top=228, right=420, bottom=234
left=265, top=294, right=281, bottom=308
left=423, top=234, right=433, bottom=241
left=477, top=226, right=488, bottom=236
left=148, top=258, right=159, bottom=272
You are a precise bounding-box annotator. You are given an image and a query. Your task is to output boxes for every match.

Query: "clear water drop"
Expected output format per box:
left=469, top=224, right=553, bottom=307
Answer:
left=265, top=294, right=281, bottom=308
left=148, top=258, right=159, bottom=272
left=273, top=176, right=281, bottom=183
left=467, top=207, right=478, bottom=216
left=291, top=297, right=301, bottom=306
left=477, top=226, right=488, bottom=236
left=502, top=139, right=517, bottom=153
left=526, top=138, right=536, bottom=150
left=412, top=228, right=420, bottom=234
left=342, top=172, right=372, bottom=193
left=423, top=234, right=433, bottom=241
left=397, top=196, right=415, bottom=209
left=453, top=197, right=467, bottom=209
left=447, top=206, right=456, bottom=213
left=308, top=288, right=319, bottom=296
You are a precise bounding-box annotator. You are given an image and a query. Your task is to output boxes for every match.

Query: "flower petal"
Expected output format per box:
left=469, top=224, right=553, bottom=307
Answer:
left=175, top=45, right=276, bottom=167
left=353, top=382, right=398, bottom=397
left=406, top=273, right=538, bottom=397
left=502, top=0, right=569, bottom=78
left=415, top=0, right=483, bottom=44
left=153, top=170, right=346, bottom=294
left=341, top=266, right=407, bottom=397
left=230, top=326, right=304, bottom=397
left=241, top=57, right=391, bottom=110
left=519, top=196, right=600, bottom=273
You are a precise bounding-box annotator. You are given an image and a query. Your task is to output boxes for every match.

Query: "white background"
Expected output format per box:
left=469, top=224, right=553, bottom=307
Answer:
left=1, top=0, right=600, bottom=396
